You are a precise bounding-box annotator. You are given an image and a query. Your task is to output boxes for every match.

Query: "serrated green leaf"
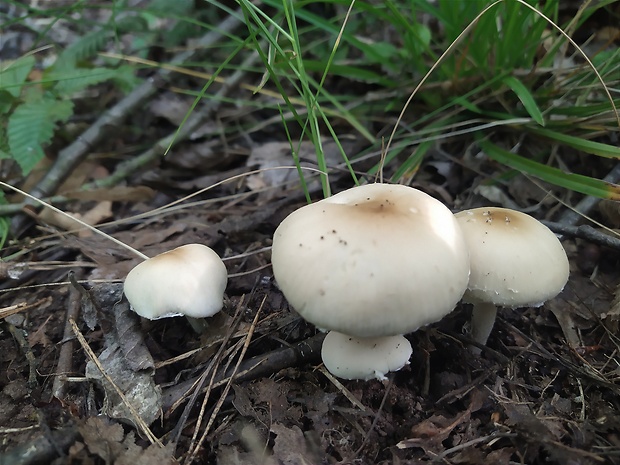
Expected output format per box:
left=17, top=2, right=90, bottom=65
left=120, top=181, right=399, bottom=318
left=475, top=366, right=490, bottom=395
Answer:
left=50, top=67, right=121, bottom=95
left=111, top=65, right=141, bottom=92
left=502, top=76, right=544, bottom=126
left=7, top=99, right=74, bottom=174
left=54, top=29, right=111, bottom=72
left=0, top=55, right=35, bottom=98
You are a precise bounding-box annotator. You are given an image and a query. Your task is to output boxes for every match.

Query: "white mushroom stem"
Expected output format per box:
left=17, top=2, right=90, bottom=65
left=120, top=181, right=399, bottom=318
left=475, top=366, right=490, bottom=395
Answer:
left=469, top=301, right=498, bottom=354
left=321, top=331, right=412, bottom=381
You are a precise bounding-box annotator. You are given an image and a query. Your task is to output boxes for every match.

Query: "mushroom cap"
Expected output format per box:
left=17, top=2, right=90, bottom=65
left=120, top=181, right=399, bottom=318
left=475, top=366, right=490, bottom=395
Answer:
left=124, top=244, right=228, bottom=320
left=321, top=331, right=412, bottom=381
left=271, top=183, right=470, bottom=338
left=454, top=207, right=569, bottom=308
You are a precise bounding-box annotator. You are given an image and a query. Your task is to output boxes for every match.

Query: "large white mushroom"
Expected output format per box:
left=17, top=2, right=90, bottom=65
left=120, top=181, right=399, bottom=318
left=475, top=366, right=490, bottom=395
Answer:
left=123, top=244, right=228, bottom=326
left=271, top=183, right=470, bottom=380
left=454, top=207, right=569, bottom=352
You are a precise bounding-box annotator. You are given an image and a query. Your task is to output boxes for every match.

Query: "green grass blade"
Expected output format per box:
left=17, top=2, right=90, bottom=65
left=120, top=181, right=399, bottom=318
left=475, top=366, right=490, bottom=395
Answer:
left=479, top=138, right=620, bottom=200
left=501, top=76, right=544, bottom=126
left=528, top=127, right=620, bottom=159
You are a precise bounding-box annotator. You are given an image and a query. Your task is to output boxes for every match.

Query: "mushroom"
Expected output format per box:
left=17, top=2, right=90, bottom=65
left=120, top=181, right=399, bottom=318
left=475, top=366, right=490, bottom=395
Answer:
left=123, top=244, right=228, bottom=329
left=321, top=331, right=413, bottom=381
left=271, top=183, right=470, bottom=380
left=454, top=207, right=569, bottom=352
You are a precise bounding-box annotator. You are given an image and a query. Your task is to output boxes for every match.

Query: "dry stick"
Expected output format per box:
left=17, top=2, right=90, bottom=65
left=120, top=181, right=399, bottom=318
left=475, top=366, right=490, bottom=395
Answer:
left=68, top=318, right=163, bottom=447
left=161, top=333, right=325, bottom=411
left=350, top=375, right=395, bottom=460
left=88, top=51, right=261, bottom=190
left=169, top=296, right=246, bottom=444
left=541, top=221, right=620, bottom=250
left=51, top=270, right=84, bottom=400
left=0, top=181, right=148, bottom=260
left=186, top=296, right=266, bottom=465
left=184, top=334, right=246, bottom=449
left=0, top=426, right=79, bottom=465
left=9, top=9, right=245, bottom=231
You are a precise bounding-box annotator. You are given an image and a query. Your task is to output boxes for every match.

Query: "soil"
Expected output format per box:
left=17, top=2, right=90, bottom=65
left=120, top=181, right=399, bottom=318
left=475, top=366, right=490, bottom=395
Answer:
left=2, top=166, right=620, bottom=465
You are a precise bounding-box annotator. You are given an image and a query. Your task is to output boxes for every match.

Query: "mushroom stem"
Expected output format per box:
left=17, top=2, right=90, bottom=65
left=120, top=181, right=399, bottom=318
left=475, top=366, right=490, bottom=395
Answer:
left=469, top=301, right=498, bottom=354
left=186, top=316, right=210, bottom=334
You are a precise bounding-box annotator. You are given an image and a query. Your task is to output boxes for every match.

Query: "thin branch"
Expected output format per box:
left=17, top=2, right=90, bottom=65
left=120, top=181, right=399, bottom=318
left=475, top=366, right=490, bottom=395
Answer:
left=542, top=221, right=620, bottom=250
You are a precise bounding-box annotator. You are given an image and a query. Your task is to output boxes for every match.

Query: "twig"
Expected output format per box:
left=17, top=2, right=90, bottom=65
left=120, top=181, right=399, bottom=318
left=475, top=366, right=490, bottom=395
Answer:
left=186, top=296, right=266, bottom=464
left=431, top=432, right=518, bottom=460
left=0, top=426, right=79, bottom=465
left=161, top=333, right=325, bottom=411
left=351, top=375, right=394, bottom=459
left=541, top=221, right=620, bottom=250
left=52, top=271, right=84, bottom=400
left=169, top=297, right=246, bottom=444
left=88, top=51, right=260, bottom=190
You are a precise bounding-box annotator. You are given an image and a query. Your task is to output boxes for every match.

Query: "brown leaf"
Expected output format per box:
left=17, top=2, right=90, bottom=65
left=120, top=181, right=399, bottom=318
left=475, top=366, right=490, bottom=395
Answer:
left=65, top=186, right=155, bottom=202
left=115, top=441, right=178, bottom=465
left=397, top=389, right=485, bottom=451
left=79, top=416, right=125, bottom=461
left=84, top=340, right=162, bottom=426
left=27, top=315, right=53, bottom=348
left=114, top=299, right=155, bottom=371
left=271, top=423, right=319, bottom=465
left=78, top=201, right=113, bottom=237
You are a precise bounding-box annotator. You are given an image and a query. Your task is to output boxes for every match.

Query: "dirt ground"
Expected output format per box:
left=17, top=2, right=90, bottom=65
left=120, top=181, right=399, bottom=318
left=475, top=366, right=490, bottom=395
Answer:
left=2, top=4, right=620, bottom=464
left=2, top=159, right=620, bottom=465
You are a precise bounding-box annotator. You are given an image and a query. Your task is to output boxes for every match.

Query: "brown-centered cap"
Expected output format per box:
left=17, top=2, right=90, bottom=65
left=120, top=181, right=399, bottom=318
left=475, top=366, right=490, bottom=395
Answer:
left=271, top=183, right=470, bottom=338
left=454, top=207, right=569, bottom=308
left=124, top=244, right=228, bottom=320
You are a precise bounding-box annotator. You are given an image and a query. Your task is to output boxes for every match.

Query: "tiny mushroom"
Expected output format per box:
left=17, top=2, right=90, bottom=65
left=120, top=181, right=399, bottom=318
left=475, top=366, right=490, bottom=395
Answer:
left=123, top=244, right=228, bottom=326
left=454, top=207, right=569, bottom=352
left=271, top=183, right=470, bottom=380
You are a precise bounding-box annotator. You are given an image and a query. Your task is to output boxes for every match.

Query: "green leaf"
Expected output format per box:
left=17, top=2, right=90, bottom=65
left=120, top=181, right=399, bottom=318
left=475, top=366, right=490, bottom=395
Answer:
left=54, top=29, right=111, bottom=71
left=7, top=99, right=74, bottom=174
left=502, top=76, right=544, bottom=126
left=479, top=138, right=620, bottom=200
left=0, top=91, right=14, bottom=113
left=0, top=55, right=35, bottom=98
left=50, top=67, right=124, bottom=95
left=528, top=127, right=620, bottom=159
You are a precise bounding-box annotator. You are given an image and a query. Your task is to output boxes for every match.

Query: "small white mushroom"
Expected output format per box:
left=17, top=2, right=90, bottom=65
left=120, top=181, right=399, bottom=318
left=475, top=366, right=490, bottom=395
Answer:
left=454, top=207, right=570, bottom=352
left=123, top=244, right=228, bottom=321
left=271, top=183, right=470, bottom=379
left=321, top=331, right=412, bottom=381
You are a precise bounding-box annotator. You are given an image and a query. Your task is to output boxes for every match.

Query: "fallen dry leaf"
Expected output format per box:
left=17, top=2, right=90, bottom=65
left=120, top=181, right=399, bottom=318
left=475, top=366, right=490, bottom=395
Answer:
left=85, top=340, right=162, bottom=426
left=78, top=416, right=178, bottom=464
left=271, top=422, right=319, bottom=465
left=397, top=389, right=484, bottom=451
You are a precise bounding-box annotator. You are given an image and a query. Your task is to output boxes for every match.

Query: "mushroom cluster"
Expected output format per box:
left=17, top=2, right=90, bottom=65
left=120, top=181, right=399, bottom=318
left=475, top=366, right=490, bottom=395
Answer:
left=271, top=183, right=470, bottom=380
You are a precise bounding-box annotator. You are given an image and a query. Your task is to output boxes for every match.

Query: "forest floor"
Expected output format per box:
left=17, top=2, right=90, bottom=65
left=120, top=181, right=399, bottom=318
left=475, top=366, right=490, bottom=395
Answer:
left=2, top=3, right=620, bottom=465
left=2, top=139, right=620, bottom=465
